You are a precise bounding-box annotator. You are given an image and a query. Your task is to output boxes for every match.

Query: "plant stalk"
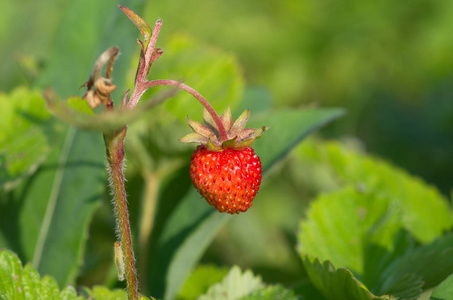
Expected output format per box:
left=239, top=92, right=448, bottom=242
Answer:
left=104, top=127, right=139, bottom=300
left=141, top=79, right=229, bottom=141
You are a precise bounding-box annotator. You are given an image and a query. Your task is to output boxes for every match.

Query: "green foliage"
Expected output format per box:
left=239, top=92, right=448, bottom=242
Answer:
left=0, top=87, right=54, bottom=190
left=297, top=140, right=452, bottom=243
left=301, top=256, right=398, bottom=300
left=0, top=87, right=104, bottom=288
left=178, top=265, right=229, bottom=300
left=67, top=97, right=95, bottom=115
left=197, top=265, right=299, bottom=300
left=198, top=266, right=264, bottom=300
left=0, top=1, right=127, bottom=286
left=6, top=1, right=450, bottom=300
left=1, top=4, right=343, bottom=298
left=0, top=249, right=81, bottom=300
left=0, top=249, right=137, bottom=300
left=83, top=286, right=128, bottom=300
left=297, top=140, right=453, bottom=299
left=145, top=0, right=453, bottom=105
left=0, top=0, right=147, bottom=289
left=430, top=275, right=453, bottom=300
left=240, top=285, right=300, bottom=300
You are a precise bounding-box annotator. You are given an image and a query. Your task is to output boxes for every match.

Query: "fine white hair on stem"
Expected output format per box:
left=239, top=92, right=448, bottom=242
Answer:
left=106, top=158, right=129, bottom=241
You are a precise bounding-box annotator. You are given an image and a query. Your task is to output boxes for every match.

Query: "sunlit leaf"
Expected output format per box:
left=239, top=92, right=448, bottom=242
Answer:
left=296, top=140, right=453, bottom=243
left=0, top=249, right=138, bottom=300
left=0, top=87, right=56, bottom=190
left=67, top=97, right=95, bottom=115
left=430, top=274, right=453, bottom=300
left=198, top=266, right=264, bottom=300
left=178, top=265, right=229, bottom=300
left=297, top=141, right=453, bottom=299
left=298, top=186, right=404, bottom=276
left=240, top=285, right=300, bottom=300
left=83, top=286, right=128, bottom=300
left=0, top=249, right=82, bottom=300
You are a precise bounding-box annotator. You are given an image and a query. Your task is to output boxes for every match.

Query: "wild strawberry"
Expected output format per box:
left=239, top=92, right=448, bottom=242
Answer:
left=180, top=107, right=268, bottom=214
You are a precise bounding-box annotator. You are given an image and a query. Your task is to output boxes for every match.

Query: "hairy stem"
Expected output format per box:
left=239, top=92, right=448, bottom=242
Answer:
left=105, top=127, right=139, bottom=300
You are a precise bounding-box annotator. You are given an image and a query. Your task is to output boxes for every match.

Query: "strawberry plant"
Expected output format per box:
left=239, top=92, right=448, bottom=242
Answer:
left=2, top=2, right=453, bottom=300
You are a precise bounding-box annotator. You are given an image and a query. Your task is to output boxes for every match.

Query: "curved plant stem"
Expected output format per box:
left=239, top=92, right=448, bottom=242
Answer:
left=140, top=79, right=229, bottom=142
left=104, top=127, right=139, bottom=300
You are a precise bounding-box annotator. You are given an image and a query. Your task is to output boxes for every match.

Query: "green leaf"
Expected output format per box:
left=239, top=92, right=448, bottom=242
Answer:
left=298, top=186, right=403, bottom=276
left=198, top=266, right=264, bottom=300
left=233, top=87, right=273, bottom=116
left=430, top=274, right=453, bottom=300
left=297, top=141, right=453, bottom=299
left=297, top=186, right=437, bottom=299
left=9, top=128, right=105, bottom=287
left=301, top=256, right=397, bottom=300
left=0, top=249, right=83, bottom=300
left=178, top=265, right=229, bottom=300
left=83, top=286, right=127, bottom=300
left=0, top=87, right=55, bottom=190
left=118, top=5, right=152, bottom=45
left=0, top=249, right=135, bottom=300
left=296, top=140, right=453, bottom=243
left=145, top=107, right=344, bottom=299
left=67, top=97, right=95, bottom=115
left=251, top=108, right=345, bottom=170
left=384, top=234, right=453, bottom=291
left=240, top=285, right=300, bottom=300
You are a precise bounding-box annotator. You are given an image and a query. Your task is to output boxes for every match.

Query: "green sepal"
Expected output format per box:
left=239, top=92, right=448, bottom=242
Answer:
left=186, top=115, right=213, bottom=137
left=206, top=138, right=223, bottom=152
left=231, top=138, right=256, bottom=150
left=229, top=109, right=250, bottom=138
left=220, top=106, right=234, bottom=132
left=222, top=137, right=237, bottom=148
left=254, top=126, right=269, bottom=139
left=179, top=133, right=209, bottom=144
left=203, top=108, right=220, bottom=138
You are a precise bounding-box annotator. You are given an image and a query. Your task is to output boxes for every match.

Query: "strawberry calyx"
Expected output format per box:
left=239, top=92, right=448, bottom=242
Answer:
left=179, top=107, right=268, bottom=151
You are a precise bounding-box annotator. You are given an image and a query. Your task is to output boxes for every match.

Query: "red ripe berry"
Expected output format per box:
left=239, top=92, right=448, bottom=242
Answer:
left=190, top=145, right=262, bottom=214
left=180, top=107, right=268, bottom=214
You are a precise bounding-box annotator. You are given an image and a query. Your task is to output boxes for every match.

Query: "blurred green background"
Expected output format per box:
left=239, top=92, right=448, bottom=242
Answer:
left=2, top=0, right=452, bottom=193
left=1, top=0, right=452, bottom=296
